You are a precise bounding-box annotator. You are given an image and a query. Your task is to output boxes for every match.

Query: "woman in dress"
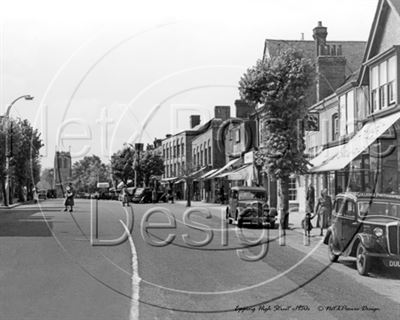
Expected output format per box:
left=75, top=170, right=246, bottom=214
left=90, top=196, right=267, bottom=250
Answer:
left=313, top=188, right=332, bottom=236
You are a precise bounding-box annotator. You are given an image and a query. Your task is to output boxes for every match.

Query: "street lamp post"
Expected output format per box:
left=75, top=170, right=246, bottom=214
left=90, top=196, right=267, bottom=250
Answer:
left=3, top=95, right=34, bottom=206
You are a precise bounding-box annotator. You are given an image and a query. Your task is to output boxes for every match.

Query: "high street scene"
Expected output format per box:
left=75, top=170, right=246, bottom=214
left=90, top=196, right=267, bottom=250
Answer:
left=1, top=0, right=400, bottom=319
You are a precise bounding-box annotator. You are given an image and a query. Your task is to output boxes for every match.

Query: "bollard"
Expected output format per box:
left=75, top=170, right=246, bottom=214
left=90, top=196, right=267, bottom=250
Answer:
left=278, top=208, right=286, bottom=246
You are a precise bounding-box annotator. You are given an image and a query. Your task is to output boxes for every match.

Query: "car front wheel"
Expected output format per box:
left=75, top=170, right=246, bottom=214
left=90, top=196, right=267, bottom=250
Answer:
left=356, top=242, right=370, bottom=276
left=327, top=235, right=339, bottom=262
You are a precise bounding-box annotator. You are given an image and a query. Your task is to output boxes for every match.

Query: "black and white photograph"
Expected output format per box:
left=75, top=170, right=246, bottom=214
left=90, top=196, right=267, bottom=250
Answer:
left=1, top=0, right=399, bottom=319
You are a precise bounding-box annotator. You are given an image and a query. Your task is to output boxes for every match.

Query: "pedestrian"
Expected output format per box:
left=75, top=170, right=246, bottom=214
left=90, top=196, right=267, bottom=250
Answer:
left=64, top=183, right=75, bottom=212
left=305, top=184, right=315, bottom=215
left=313, top=188, right=332, bottom=236
left=33, top=187, right=39, bottom=204
left=302, top=184, right=315, bottom=237
left=121, top=186, right=129, bottom=206
left=168, top=187, right=174, bottom=204
left=152, top=188, right=157, bottom=203
left=220, top=185, right=225, bottom=204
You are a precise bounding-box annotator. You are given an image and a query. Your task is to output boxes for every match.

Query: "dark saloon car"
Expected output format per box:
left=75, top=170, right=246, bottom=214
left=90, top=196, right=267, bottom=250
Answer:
left=324, top=192, right=400, bottom=276
left=226, top=186, right=276, bottom=228
left=131, top=188, right=168, bottom=204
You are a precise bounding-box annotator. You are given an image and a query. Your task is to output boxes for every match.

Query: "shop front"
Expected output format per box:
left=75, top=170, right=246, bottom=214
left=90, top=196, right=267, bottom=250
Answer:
left=308, top=111, right=400, bottom=200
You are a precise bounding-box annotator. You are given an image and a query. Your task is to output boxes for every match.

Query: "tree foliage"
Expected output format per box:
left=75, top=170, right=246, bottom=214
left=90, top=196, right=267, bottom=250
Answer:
left=239, top=48, right=314, bottom=179
left=110, top=146, right=164, bottom=187
left=110, top=147, right=136, bottom=185
left=71, top=155, right=110, bottom=193
left=139, top=150, right=164, bottom=187
left=0, top=118, right=43, bottom=203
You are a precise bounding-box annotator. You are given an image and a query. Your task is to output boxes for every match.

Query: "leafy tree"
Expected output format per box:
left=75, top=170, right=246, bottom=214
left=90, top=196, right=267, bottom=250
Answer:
left=110, top=147, right=136, bottom=186
left=139, top=150, right=164, bottom=187
left=0, top=118, right=43, bottom=204
left=239, top=48, right=314, bottom=229
left=71, top=155, right=110, bottom=193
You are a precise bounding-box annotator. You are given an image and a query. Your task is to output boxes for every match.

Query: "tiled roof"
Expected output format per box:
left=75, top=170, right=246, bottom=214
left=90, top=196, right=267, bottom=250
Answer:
left=264, top=39, right=366, bottom=77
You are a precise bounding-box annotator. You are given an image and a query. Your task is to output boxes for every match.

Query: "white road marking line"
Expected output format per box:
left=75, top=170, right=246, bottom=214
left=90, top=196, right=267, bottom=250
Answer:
left=121, top=220, right=141, bottom=320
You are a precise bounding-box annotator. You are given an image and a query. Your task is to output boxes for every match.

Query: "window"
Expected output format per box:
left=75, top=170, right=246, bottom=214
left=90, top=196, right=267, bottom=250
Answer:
left=289, top=177, right=297, bottom=201
left=334, top=198, right=343, bottom=216
left=332, top=113, right=339, bottom=141
left=370, top=55, right=397, bottom=113
left=204, top=148, right=207, bottom=167
left=181, top=142, right=184, bottom=156
left=338, top=91, right=354, bottom=136
left=208, top=144, right=211, bottom=165
left=344, top=200, right=356, bottom=218
left=177, top=144, right=180, bottom=157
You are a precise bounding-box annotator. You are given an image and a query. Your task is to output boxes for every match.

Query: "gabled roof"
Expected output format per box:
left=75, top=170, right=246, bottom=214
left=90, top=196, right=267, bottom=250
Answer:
left=264, top=39, right=366, bottom=77
left=359, top=0, right=400, bottom=83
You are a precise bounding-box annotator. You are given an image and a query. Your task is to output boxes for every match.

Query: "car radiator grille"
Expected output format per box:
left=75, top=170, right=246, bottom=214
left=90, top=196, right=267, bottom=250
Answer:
left=388, top=225, right=400, bottom=255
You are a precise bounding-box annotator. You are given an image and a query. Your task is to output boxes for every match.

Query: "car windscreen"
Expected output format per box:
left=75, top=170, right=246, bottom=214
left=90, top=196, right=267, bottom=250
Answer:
left=238, top=191, right=266, bottom=201
left=358, top=201, right=400, bottom=218
left=134, top=188, right=144, bottom=196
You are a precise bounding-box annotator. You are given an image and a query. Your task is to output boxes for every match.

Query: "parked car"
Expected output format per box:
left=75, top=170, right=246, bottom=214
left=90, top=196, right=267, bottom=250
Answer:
left=226, top=186, right=276, bottom=228
left=324, top=192, right=400, bottom=276
left=131, top=188, right=167, bottom=203
left=38, top=190, right=47, bottom=200
left=131, top=188, right=152, bottom=203
left=46, top=189, right=57, bottom=198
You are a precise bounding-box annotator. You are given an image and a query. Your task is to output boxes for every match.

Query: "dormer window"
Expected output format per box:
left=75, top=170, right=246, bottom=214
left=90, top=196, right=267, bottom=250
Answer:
left=370, top=54, right=397, bottom=113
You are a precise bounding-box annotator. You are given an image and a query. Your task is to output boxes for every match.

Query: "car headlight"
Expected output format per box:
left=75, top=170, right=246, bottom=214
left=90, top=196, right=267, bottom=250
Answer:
left=373, top=227, right=383, bottom=237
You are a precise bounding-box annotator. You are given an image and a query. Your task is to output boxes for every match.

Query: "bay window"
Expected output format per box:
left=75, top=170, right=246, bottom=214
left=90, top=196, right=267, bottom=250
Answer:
left=370, top=54, right=397, bottom=113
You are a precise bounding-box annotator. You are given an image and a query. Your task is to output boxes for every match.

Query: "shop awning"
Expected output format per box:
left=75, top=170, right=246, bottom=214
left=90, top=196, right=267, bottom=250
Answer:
left=161, top=177, right=178, bottom=184
left=205, top=158, right=241, bottom=179
left=198, top=168, right=219, bottom=180
left=308, top=145, right=341, bottom=172
left=218, top=164, right=254, bottom=181
left=310, top=111, right=400, bottom=172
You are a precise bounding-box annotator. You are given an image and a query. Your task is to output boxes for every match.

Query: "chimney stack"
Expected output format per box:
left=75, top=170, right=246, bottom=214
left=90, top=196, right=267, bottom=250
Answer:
left=214, top=106, right=231, bottom=121
left=235, top=100, right=254, bottom=119
left=313, top=21, right=328, bottom=56
left=190, top=115, right=201, bottom=128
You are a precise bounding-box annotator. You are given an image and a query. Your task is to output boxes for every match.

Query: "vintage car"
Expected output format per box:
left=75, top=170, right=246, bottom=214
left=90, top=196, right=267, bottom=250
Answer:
left=324, top=192, right=400, bottom=276
left=226, top=186, right=276, bottom=228
left=131, top=188, right=167, bottom=203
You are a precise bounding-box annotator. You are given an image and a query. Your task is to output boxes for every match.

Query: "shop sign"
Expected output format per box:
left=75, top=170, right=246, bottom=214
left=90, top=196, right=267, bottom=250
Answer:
left=244, top=151, right=254, bottom=164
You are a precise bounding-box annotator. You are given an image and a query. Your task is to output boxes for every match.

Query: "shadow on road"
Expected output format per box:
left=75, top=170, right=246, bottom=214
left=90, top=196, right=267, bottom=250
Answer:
left=0, top=208, right=54, bottom=237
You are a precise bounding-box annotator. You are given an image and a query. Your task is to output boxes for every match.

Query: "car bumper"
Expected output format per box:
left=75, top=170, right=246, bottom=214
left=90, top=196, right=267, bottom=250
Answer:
left=365, top=252, right=400, bottom=268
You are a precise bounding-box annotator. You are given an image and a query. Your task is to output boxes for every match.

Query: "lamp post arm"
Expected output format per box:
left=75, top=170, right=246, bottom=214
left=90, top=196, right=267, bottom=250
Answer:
left=5, top=95, right=33, bottom=116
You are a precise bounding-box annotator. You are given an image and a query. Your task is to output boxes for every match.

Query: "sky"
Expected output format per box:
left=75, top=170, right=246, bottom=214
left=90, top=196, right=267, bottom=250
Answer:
left=0, top=0, right=379, bottom=168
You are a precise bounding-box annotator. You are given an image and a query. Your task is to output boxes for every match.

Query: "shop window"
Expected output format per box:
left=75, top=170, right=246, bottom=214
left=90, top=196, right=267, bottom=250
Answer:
left=289, top=177, right=297, bottom=201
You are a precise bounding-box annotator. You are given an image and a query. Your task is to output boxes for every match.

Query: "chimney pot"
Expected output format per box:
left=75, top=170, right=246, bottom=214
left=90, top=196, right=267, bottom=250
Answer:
left=190, top=115, right=201, bottom=128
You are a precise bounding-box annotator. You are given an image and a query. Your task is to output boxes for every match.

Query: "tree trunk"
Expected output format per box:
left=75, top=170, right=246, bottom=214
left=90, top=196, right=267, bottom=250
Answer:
left=279, top=176, right=290, bottom=229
